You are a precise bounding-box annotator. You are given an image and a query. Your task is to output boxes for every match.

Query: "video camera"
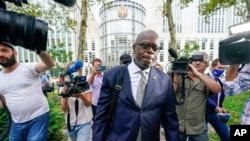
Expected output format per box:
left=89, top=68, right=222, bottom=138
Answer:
left=0, top=0, right=75, bottom=54
left=59, top=75, right=90, bottom=98
left=219, top=34, right=250, bottom=65
left=59, top=61, right=90, bottom=98
left=168, top=48, right=204, bottom=74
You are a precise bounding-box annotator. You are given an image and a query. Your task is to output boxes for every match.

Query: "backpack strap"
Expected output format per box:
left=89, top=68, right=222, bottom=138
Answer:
left=103, top=66, right=125, bottom=138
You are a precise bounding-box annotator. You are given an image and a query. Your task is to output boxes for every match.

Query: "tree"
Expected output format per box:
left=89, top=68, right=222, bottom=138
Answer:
left=195, top=0, right=249, bottom=21
left=162, top=0, right=249, bottom=55
left=162, top=0, right=177, bottom=51
left=77, top=0, right=112, bottom=61
left=47, top=43, right=73, bottom=76
left=178, top=41, right=199, bottom=58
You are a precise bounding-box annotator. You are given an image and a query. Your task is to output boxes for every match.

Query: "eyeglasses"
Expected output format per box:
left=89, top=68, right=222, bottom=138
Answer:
left=135, top=42, right=160, bottom=52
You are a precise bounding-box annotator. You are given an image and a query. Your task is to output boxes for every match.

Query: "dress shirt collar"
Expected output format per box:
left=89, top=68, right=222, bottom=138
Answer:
left=129, top=59, right=150, bottom=74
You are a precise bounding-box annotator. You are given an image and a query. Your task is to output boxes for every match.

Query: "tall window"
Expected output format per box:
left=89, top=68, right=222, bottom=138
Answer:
left=159, top=40, right=164, bottom=50
left=202, top=41, right=206, bottom=50
left=210, top=40, right=214, bottom=50
left=159, top=53, right=164, bottom=62
left=209, top=51, right=214, bottom=61
left=91, top=40, right=95, bottom=50
left=85, top=42, right=88, bottom=50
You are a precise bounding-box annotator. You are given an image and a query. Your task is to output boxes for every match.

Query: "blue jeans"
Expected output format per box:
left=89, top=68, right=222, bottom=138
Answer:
left=179, top=130, right=208, bottom=141
left=9, top=112, right=49, bottom=141
left=67, top=122, right=92, bottom=141
left=206, top=113, right=230, bottom=141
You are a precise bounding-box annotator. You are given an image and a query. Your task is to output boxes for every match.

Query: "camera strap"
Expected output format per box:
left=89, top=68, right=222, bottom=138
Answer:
left=176, top=74, right=186, bottom=105
left=67, top=98, right=79, bottom=132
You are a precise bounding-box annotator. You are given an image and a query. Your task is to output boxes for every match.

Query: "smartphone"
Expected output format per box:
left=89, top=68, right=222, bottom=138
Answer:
left=97, top=66, right=106, bottom=72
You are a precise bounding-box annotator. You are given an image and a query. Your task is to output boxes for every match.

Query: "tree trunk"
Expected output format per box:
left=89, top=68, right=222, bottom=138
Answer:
left=245, top=0, right=250, bottom=18
left=164, top=0, right=177, bottom=50
left=77, top=0, right=88, bottom=61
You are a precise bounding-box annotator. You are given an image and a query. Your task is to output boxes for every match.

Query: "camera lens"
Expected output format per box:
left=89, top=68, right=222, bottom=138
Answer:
left=0, top=9, right=48, bottom=53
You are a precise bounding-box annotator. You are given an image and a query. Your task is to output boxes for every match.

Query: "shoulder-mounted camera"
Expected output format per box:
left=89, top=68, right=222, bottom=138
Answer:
left=0, top=0, right=75, bottom=54
left=168, top=48, right=203, bottom=74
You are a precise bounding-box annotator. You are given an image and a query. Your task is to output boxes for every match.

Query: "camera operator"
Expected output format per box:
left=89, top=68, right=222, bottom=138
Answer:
left=173, top=51, right=221, bottom=141
left=225, top=63, right=250, bottom=124
left=0, top=42, right=54, bottom=141
left=60, top=61, right=93, bottom=141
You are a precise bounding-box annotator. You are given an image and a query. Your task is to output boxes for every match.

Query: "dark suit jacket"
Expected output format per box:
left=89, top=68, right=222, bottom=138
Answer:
left=92, top=65, right=179, bottom=141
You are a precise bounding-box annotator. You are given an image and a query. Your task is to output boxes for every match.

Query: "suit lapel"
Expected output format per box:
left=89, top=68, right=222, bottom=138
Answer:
left=142, top=67, right=157, bottom=107
left=119, top=68, right=138, bottom=108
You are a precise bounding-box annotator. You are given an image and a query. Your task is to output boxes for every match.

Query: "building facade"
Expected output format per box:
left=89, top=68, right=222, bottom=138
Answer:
left=5, top=0, right=246, bottom=75
left=98, top=0, right=146, bottom=68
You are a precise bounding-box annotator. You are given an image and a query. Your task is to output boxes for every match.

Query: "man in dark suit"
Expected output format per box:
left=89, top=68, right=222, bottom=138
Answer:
left=92, top=29, right=179, bottom=141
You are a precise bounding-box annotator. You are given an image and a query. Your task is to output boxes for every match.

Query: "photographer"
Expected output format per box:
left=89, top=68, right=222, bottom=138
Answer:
left=60, top=61, right=93, bottom=141
left=0, top=42, right=54, bottom=141
left=225, top=63, right=250, bottom=124
left=173, top=51, right=221, bottom=141
left=87, top=58, right=104, bottom=117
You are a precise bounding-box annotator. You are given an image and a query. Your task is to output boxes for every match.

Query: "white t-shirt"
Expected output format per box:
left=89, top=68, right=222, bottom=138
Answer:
left=59, top=86, right=93, bottom=126
left=66, top=94, right=93, bottom=126
left=0, top=63, right=49, bottom=123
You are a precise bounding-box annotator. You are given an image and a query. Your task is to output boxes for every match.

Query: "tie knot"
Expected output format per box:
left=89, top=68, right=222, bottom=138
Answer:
left=140, top=70, right=145, bottom=75
left=139, top=71, right=146, bottom=83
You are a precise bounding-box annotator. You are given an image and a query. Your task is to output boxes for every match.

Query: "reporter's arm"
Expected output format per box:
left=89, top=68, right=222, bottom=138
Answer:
left=61, top=97, right=69, bottom=112
left=35, top=51, right=55, bottom=73
left=87, top=67, right=99, bottom=84
left=87, top=73, right=95, bottom=84
left=196, top=72, right=221, bottom=93
left=60, top=86, right=69, bottom=112
left=77, top=91, right=92, bottom=107
left=225, top=64, right=240, bottom=81
left=224, top=63, right=250, bottom=95
left=189, top=64, right=221, bottom=93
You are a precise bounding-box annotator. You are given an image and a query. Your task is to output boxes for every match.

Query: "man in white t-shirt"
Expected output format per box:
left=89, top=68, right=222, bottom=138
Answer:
left=0, top=42, right=54, bottom=141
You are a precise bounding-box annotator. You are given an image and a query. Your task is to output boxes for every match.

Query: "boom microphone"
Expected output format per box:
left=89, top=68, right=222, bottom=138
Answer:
left=64, top=61, right=83, bottom=75
left=168, top=48, right=178, bottom=59
left=53, top=0, right=76, bottom=7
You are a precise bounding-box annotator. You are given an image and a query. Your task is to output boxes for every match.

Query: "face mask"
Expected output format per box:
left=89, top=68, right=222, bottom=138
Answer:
left=212, top=69, right=224, bottom=78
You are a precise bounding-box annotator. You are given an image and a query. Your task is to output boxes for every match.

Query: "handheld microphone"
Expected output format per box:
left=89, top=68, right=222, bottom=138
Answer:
left=168, top=48, right=178, bottom=59
left=64, top=61, right=83, bottom=75
left=53, top=0, right=76, bottom=7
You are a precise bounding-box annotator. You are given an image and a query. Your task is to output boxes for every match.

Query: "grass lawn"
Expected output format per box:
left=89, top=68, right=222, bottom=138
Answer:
left=208, top=91, right=250, bottom=140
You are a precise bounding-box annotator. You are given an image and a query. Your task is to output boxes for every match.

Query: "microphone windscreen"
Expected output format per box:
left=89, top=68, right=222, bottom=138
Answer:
left=168, top=48, right=178, bottom=58
left=67, top=61, right=83, bottom=74
left=53, top=0, right=76, bottom=7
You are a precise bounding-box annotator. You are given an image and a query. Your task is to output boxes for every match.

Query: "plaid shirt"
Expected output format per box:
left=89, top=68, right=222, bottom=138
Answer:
left=224, top=63, right=250, bottom=124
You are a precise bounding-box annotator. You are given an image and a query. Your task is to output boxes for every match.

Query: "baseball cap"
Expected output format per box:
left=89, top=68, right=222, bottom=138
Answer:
left=0, top=42, right=15, bottom=50
left=120, top=53, right=132, bottom=63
